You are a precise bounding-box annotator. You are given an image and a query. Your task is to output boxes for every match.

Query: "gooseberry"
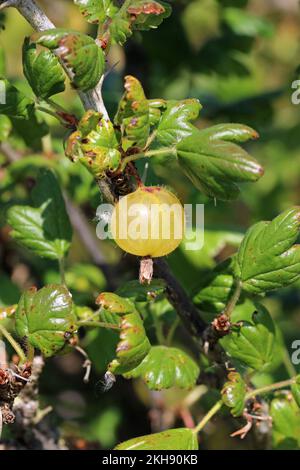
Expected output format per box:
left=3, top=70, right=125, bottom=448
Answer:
left=110, top=186, right=185, bottom=258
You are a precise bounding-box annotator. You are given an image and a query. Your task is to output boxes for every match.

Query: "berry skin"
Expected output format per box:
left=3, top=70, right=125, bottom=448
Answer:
left=111, top=186, right=185, bottom=257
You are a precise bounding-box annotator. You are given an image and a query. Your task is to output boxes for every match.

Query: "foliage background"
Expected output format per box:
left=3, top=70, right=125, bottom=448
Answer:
left=1, top=0, right=300, bottom=449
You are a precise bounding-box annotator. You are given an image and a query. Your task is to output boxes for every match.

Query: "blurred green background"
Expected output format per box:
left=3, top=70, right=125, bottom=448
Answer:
left=1, top=0, right=300, bottom=450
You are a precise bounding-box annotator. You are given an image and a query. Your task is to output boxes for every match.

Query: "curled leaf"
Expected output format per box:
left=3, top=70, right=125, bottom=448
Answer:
left=23, top=38, right=65, bottom=99
left=34, top=29, right=104, bottom=92
left=124, top=345, right=200, bottom=390
left=66, top=110, right=121, bottom=178
left=97, top=293, right=151, bottom=375
left=115, top=75, right=150, bottom=150
left=221, top=372, right=246, bottom=417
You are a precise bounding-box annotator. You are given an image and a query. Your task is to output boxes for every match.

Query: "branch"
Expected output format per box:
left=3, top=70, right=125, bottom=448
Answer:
left=154, top=258, right=207, bottom=338
left=0, top=0, right=109, bottom=118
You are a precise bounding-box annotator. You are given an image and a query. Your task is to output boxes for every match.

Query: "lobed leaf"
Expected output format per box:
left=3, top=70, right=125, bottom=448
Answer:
left=220, top=303, right=275, bottom=371
left=35, top=29, right=104, bottom=92
left=80, top=1, right=172, bottom=46
left=23, top=38, right=65, bottom=99
left=156, top=99, right=201, bottom=147
left=234, top=207, right=300, bottom=294
left=115, top=428, right=198, bottom=450
left=15, top=284, right=76, bottom=357
left=124, top=345, right=200, bottom=390
left=176, top=124, right=263, bottom=201
left=66, top=110, right=121, bottom=178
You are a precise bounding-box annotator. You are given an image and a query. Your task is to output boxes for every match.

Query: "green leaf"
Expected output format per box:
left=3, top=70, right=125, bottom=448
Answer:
left=115, top=428, right=198, bottom=450
left=271, top=396, right=300, bottom=449
left=115, top=75, right=150, bottom=150
left=223, top=7, right=274, bottom=38
left=74, top=0, right=118, bottom=24
left=7, top=170, right=72, bottom=260
left=0, top=273, right=20, bottom=307
left=292, top=376, right=300, bottom=408
left=176, top=124, right=263, bottom=200
left=22, top=38, right=65, bottom=99
left=0, top=78, right=34, bottom=119
left=234, top=207, right=300, bottom=294
left=0, top=114, right=11, bottom=142
left=156, top=99, right=201, bottom=147
left=97, top=293, right=151, bottom=375
left=220, top=303, right=275, bottom=371
left=15, top=284, right=76, bottom=357
left=94, top=1, right=172, bottom=46
left=124, top=345, right=199, bottom=390
left=193, top=260, right=235, bottom=314
left=221, top=372, right=246, bottom=417
left=127, top=1, right=172, bottom=31
left=34, top=29, right=105, bottom=92
left=116, top=279, right=166, bottom=302
left=66, top=110, right=121, bottom=177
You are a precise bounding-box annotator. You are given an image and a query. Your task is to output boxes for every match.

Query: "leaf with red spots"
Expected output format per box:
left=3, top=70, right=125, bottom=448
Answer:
left=97, top=293, right=151, bottom=375
left=82, top=1, right=172, bottom=47
left=34, top=29, right=104, bottom=92
left=15, top=285, right=76, bottom=357
left=115, top=75, right=150, bottom=150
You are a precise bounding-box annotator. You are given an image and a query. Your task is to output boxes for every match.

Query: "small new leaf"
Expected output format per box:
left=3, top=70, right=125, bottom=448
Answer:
left=234, top=207, right=300, bottom=294
left=115, top=76, right=150, bottom=150
left=124, top=345, right=200, bottom=390
left=34, top=29, right=104, bottom=92
left=74, top=0, right=118, bottom=24
left=23, top=38, right=65, bottom=99
left=0, top=78, right=34, bottom=119
left=115, top=428, right=198, bottom=450
left=220, top=304, right=275, bottom=371
left=7, top=170, right=72, bottom=260
left=221, top=372, right=246, bottom=417
left=15, top=285, right=76, bottom=357
left=66, top=110, right=121, bottom=177
left=176, top=124, right=263, bottom=200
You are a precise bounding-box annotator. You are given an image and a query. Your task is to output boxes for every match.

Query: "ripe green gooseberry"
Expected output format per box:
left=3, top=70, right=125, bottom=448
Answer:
left=111, top=186, right=185, bottom=257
